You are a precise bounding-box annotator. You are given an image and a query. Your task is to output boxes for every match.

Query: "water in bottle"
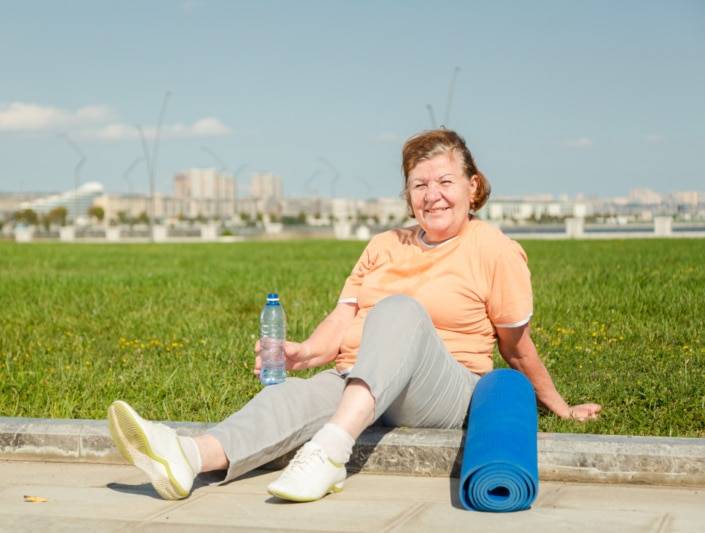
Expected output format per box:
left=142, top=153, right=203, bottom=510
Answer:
left=259, top=292, right=287, bottom=386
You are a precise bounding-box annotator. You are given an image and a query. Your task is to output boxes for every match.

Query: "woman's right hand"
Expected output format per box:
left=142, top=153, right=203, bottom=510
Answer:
left=562, top=403, right=602, bottom=422
left=254, top=340, right=332, bottom=375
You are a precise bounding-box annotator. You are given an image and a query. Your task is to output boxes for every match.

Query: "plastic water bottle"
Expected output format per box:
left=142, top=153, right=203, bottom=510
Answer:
left=259, top=292, right=287, bottom=386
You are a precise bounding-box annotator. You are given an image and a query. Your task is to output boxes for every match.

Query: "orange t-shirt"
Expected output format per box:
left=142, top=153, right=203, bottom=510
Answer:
left=336, top=218, right=533, bottom=374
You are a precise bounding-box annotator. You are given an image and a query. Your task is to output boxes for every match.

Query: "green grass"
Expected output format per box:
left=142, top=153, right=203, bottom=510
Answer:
left=0, top=239, right=703, bottom=437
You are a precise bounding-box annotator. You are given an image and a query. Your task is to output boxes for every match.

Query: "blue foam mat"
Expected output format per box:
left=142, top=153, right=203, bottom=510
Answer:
left=458, top=368, right=539, bottom=512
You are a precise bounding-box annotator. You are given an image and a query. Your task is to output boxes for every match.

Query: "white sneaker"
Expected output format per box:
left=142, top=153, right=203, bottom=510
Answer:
left=267, top=441, right=346, bottom=502
left=107, top=400, right=195, bottom=500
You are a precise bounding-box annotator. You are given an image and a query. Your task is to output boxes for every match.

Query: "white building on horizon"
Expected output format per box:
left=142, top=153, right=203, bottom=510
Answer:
left=243, top=172, right=284, bottom=218
left=249, top=173, right=283, bottom=201
left=173, top=168, right=236, bottom=219
left=480, top=196, right=589, bottom=222
left=93, top=193, right=187, bottom=223
left=18, top=181, right=104, bottom=222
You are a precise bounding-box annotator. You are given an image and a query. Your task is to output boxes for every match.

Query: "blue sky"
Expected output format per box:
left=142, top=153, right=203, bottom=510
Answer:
left=1, top=0, right=703, bottom=198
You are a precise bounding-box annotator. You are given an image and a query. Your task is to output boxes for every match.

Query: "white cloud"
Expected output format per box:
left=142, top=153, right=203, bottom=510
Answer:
left=85, top=117, right=232, bottom=141
left=645, top=134, right=665, bottom=144
left=90, top=123, right=139, bottom=141
left=0, top=102, right=113, bottom=131
left=564, top=137, right=593, bottom=149
left=190, top=117, right=231, bottom=136
left=0, top=101, right=231, bottom=141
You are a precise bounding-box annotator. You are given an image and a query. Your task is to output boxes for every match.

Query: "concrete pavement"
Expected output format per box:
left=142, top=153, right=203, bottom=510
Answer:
left=1, top=461, right=704, bottom=532
left=2, top=417, right=704, bottom=531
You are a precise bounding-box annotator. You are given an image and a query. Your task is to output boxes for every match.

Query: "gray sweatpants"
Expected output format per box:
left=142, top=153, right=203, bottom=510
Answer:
left=208, top=294, right=480, bottom=481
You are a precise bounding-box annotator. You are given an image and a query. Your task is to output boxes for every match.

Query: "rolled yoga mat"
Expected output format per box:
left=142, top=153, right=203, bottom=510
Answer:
left=458, top=368, right=539, bottom=512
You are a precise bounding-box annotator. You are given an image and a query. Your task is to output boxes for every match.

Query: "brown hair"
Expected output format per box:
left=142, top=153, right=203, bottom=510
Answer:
left=401, top=129, right=491, bottom=215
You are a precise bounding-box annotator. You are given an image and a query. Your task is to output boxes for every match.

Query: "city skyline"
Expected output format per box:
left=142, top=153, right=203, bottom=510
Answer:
left=1, top=1, right=704, bottom=199
left=7, top=169, right=703, bottom=208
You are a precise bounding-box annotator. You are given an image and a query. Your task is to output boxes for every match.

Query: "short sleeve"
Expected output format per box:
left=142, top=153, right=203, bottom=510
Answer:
left=338, top=237, right=380, bottom=304
left=486, top=240, right=533, bottom=327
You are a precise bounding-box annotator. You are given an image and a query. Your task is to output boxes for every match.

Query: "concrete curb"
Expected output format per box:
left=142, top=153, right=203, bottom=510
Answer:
left=1, top=417, right=704, bottom=486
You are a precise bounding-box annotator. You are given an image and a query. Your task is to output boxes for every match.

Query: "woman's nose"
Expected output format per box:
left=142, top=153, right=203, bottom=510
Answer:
left=424, top=182, right=442, bottom=201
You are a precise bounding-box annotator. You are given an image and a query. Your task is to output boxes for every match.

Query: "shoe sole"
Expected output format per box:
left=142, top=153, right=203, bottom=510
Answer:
left=107, top=400, right=189, bottom=500
left=267, top=480, right=345, bottom=503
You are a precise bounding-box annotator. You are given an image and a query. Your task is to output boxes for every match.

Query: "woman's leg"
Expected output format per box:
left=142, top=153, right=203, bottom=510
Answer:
left=108, top=369, right=346, bottom=499
left=207, top=369, right=346, bottom=482
left=268, top=295, right=479, bottom=501
left=328, top=379, right=375, bottom=438
left=194, top=434, right=228, bottom=471
left=341, top=294, right=480, bottom=432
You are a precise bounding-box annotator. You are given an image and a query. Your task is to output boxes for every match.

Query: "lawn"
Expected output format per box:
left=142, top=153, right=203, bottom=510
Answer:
left=0, top=238, right=703, bottom=437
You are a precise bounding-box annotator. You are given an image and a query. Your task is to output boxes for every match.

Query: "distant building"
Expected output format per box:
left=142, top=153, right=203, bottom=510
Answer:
left=93, top=193, right=185, bottom=223
left=480, top=196, right=589, bottom=222
left=671, top=191, right=701, bottom=206
left=0, top=192, right=46, bottom=219
left=93, top=194, right=149, bottom=222
left=281, top=197, right=331, bottom=219
left=173, top=168, right=236, bottom=219
left=246, top=172, right=284, bottom=217
left=18, top=182, right=104, bottom=222
left=358, top=197, right=408, bottom=224
left=278, top=196, right=409, bottom=226
left=249, top=172, right=283, bottom=202
left=628, top=188, right=663, bottom=205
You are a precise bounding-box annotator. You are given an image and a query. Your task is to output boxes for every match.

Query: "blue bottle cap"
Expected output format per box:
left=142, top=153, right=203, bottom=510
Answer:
left=266, top=293, right=279, bottom=303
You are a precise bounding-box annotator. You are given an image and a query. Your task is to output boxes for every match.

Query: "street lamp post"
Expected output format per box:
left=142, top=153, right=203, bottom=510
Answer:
left=424, top=66, right=461, bottom=129
left=318, top=157, right=340, bottom=199
left=426, top=104, right=437, bottom=128
left=122, top=156, right=144, bottom=196
left=137, top=91, right=171, bottom=242
left=137, top=126, right=152, bottom=234
left=231, top=163, right=247, bottom=221
left=306, top=169, right=321, bottom=223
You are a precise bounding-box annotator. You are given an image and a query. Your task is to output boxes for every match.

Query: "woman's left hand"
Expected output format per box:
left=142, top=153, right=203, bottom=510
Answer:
left=561, top=403, right=602, bottom=422
left=281, top=341, right=328, bottom=370
left=253, top=340, right=334, bottom=375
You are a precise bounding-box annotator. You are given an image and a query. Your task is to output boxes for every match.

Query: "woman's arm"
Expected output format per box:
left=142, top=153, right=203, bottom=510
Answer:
left=255, top=302, right=357, bottom=373
left=496, top=324, right=601, bottom=421
left=287, top=302, right=357, bottom=370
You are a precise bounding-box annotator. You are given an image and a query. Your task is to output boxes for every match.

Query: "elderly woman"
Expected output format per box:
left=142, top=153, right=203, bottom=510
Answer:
left=108, top=129, right=601, bottom=502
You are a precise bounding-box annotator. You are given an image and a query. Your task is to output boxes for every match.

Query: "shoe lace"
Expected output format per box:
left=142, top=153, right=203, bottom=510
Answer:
left=284, top=445, right=326, bottom=475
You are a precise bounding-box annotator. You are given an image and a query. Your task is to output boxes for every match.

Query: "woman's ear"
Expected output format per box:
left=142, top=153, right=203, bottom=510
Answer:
left=468, top=174, right=480, bottom=192
left=468, top=174, right=480, bottom=210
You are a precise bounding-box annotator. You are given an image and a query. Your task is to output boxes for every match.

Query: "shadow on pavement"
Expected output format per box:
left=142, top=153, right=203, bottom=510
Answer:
left=447, top=477, right=463, bottom=509
left=106, top=481, right=162, bottom=500
left=449, top=432, right=465, bottom=509
left=105, top=470, right=228, bottom=499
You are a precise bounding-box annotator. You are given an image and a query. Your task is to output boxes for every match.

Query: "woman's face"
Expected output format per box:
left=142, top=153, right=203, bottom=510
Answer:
left=407, top=151, right=478, bottom=243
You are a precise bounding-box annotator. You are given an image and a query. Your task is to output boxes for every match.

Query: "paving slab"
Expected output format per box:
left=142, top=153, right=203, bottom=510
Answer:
left=1, top=461, right=704, bottom=532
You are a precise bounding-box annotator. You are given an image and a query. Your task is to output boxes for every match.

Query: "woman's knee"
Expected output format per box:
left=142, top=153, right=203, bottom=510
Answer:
left=367, top=294, right=429, bottom=325
left=355, top=296, right=432, bottom=370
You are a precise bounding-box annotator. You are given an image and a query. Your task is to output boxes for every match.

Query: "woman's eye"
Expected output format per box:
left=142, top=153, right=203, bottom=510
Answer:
left=414, top=184, right=426, bottom=189
left=441, top=180, right=453, bottom=185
